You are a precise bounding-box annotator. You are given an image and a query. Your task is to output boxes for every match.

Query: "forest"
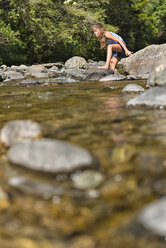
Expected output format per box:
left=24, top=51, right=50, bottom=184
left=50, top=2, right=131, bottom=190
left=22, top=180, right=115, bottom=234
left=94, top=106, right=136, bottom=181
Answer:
left=0, top=0, right=166, bottom=65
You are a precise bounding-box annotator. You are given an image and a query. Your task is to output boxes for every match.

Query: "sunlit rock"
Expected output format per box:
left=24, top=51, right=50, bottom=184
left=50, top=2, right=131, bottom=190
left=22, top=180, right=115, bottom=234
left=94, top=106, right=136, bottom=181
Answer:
left=127, top=86, right=166, bottom=107
left=121, top=44, right=166, bottom=78
left=2, top=71, right=24, bottom=81
left=8, top=139, right=100, bottom=174
left=122, top=84, right=145, bottom=93
left=0, top=120, right=42, bottom=147
left=138, top=197, right=166, bottom=237
left=65, top=56, right=88, bottom=69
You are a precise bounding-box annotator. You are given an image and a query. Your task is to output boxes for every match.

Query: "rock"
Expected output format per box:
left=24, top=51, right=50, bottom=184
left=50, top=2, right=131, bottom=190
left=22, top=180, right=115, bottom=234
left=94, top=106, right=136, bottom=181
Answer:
left=8, top=139, right=100, bottom=174
left=83, top=68, right=114, bottom=81
left=29, top=72, right=49, bottom=78
left=27, top=65, right=47, bottom=74
left=122, top=84, right=145, bottom=93
left=121, top=44, right=166, bottom=77
left=19, top=78, right=40, bottom=85
left=65, top=56, right=88, bottom=69
left=2, top=71, right=24, bottom=81
left=100, top=71, right=126, bottom=81
left=9, top=176, right=63, bottom=198
left=65, top=68, right=86, bottom=79
left=11, top=65, right=28, bottom=73
left=127, top=86, right=166, bottom=107
left=0, top=120, right=42, bottom=147
left=147, top=56, right=166, bottom=87
left=72, top=170, right=104, bottom=190
left=138, top=197, right=166, bottom=237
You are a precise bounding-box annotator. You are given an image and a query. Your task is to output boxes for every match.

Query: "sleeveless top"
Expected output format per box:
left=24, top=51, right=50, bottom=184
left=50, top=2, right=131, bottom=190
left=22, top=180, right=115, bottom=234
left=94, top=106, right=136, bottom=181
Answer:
left=105, top=31, right=126, bottom=46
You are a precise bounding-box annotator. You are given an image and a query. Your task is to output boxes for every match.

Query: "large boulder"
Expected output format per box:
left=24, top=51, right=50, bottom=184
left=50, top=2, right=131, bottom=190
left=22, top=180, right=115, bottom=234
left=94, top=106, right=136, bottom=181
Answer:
left=65, top=56, right=88, bottom=69
left=122, top=44, right=166, bottom=78
left=83, top=68, right=114, bottom=81
left=147, top=56, right=166, bottom=87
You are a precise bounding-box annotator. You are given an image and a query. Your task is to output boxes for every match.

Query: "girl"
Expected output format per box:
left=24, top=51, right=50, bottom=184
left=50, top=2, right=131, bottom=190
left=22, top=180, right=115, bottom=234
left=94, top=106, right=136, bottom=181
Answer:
left=92, top=23, right=133, bottom=71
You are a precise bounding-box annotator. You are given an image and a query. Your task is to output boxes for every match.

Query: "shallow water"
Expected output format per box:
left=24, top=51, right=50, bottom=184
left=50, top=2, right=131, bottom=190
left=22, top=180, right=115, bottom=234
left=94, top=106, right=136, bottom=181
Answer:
left=0, top=79, right=166, bottom=248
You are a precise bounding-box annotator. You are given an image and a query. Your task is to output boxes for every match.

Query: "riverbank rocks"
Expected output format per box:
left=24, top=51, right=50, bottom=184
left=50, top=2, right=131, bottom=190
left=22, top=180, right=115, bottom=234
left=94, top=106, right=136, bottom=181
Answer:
left=122, top=44, right=166, bottom=78
left=2, top=71, right=24, bottom=81
left=65, top=56, right=88, bottom=69
left=147, top=56, right=166, bottom=87
left=138, top=197, right=166, bottom=237
left=8, top=139, right=100, bottom=174
left=122, top=84, right=145, bottom=93
left=0, top=120, right=42, bottom=147
left=127, top=86, right=166, bottom=107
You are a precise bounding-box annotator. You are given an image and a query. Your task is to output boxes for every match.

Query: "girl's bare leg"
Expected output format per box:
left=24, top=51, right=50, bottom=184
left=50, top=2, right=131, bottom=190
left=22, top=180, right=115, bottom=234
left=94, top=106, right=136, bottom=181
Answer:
left=110, top=56, right=120, bottom=71
left=99, top=44, right=122, bottom=70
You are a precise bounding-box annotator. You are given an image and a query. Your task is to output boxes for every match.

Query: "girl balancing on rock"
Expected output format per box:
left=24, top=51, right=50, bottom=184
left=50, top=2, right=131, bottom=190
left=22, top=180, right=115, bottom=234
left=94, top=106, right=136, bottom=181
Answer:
left=92, top=23, right=133, bottom=71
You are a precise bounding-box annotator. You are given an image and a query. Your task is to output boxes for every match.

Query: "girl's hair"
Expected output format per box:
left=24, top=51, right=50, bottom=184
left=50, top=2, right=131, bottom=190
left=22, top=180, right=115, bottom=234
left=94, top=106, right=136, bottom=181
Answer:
left=92, top=23, right=107, bottom=49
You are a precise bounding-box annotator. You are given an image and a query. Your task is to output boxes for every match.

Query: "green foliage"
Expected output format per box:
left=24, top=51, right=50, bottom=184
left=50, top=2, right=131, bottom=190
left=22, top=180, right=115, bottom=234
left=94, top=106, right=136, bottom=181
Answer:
left=0, top=0, right=165, bottom=65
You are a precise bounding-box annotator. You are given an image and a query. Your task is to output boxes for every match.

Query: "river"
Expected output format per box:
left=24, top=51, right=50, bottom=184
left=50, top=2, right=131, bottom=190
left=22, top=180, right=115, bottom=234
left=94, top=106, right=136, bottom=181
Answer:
left=0, top=78, right=166, bottom=248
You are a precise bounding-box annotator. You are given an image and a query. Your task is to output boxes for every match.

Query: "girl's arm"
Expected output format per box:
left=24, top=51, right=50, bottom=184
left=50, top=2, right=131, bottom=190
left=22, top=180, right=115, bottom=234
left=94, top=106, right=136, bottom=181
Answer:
left=105, top=32, right=133, bottom=56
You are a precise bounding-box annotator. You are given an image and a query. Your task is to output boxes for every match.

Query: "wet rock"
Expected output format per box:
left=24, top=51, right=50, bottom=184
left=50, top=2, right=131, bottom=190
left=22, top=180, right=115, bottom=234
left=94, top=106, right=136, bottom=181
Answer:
left=0, top=120, right=42, bottom=147
left=72, top=170, right=104, bottom=190
left=121, top=44, right=166, bottom=77
left=122, top=84, right=145, bottom=93
left=127, top=86, right=166, bottom=107
left=65, top=56, right=88, bottom=69
left=19, top=78, right=40, bottom=85
left=138, top=197, right=166, bottom=237
left=147, top=57, right=166, bottom=87
left=100, top=71, right=126, bottom=81
left=83, top=68, right=114, bottom=81
left=8, top=139, right=100, bottom=174
left=65, top=68, right=86, bottom=79
left=2, top=71, right=24, bottom=81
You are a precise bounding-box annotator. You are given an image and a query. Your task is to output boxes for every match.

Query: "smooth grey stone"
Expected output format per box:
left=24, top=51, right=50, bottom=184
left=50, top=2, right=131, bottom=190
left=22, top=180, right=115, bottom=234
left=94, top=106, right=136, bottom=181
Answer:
left=100, top=71, right=126, bottom=81
left=0, top=120, right=42, bottom=147
left=138, top=197, right=166, bottom=236
left=127, top=86, right=166, bottom=107
left=8, top=139, right=100, bottom=174
left=122, top=84, right=145, bottom=93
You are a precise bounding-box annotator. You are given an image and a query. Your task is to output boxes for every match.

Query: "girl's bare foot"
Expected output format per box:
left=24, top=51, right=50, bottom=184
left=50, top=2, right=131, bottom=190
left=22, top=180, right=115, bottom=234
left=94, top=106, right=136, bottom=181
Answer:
left=98, top=65, right=109, bottom=69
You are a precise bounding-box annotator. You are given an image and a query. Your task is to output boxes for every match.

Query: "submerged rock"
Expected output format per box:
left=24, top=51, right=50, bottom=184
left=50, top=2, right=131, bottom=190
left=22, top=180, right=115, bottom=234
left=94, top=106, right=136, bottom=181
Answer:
left=8, top=139, right=100, bottom=174
left=138, top=196, right=166, bottom=237
left=127, top=86, right=166, bottom=107
left=122, top=84, right=145, bottom=93
left=0, top=120, right=42, bottom=147
left=72, top=170, right=104, bottom=190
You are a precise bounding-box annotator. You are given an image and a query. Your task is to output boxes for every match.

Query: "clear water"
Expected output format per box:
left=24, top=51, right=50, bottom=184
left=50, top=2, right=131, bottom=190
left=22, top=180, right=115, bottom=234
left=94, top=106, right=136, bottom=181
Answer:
left=0, top=79, right=166, bottom=248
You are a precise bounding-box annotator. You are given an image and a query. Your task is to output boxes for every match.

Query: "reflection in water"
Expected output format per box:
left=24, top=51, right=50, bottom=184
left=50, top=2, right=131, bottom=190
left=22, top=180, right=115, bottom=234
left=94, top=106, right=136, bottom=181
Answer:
left=0, top=80, right=166, bottom=247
